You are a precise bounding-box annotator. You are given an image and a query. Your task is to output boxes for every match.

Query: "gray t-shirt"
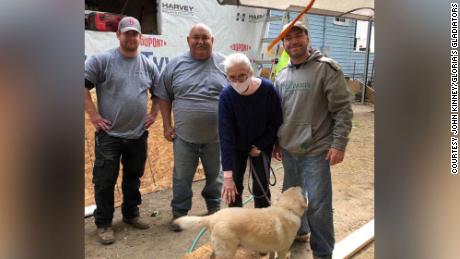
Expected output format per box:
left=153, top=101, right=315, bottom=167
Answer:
left=154, top=52, right=228, bottom=143
left=85, top=48, right=159, bottom=139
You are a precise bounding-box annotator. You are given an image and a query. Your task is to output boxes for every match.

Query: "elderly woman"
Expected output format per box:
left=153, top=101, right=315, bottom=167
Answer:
left=219, top=53, right=282, bottom=208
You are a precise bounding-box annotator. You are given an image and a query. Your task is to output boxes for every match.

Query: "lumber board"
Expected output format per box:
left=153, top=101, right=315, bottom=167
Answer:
left=332, top=219, right=374, bottom=259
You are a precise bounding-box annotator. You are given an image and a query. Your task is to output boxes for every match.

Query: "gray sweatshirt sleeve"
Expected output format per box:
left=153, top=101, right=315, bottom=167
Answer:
left=323, top=66, right=353, bottom=151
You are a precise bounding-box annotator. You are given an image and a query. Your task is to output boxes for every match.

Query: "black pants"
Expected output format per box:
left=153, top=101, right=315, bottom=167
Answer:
left=92, top=131, right=148, bottom=228
left=228, top=151, right=271, bottom=208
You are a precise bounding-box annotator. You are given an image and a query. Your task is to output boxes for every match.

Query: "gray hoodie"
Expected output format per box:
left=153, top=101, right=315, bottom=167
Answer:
left=275, top=50, right=353, bottom=155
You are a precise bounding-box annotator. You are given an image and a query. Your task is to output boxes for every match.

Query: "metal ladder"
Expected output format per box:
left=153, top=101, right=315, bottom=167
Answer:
left=252, top=10, right=290, bottom=77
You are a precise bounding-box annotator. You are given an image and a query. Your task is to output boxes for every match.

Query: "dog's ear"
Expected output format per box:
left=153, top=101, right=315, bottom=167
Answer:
left=295, top=191, right=308, bottom=210
left=290, top=187, right=308, bottom=211
left=301, top=193, right=308, bottom=210
left=301, top=200, right=308, bottom=209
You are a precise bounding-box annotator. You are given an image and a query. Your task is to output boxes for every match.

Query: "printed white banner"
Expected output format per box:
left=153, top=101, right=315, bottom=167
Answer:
left=85, top=0, right=267, bottom=72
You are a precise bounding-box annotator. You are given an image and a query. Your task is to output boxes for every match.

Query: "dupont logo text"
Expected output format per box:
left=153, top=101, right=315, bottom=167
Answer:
left=141, top=37, right=167, bottom=48
left=230, top=43, right=252, bottom=52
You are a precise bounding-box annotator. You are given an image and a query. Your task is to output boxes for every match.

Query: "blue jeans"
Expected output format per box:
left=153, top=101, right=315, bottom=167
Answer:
left=281, top=149, right=334, bottom=258
left=171, top=136, right=222, bottom=215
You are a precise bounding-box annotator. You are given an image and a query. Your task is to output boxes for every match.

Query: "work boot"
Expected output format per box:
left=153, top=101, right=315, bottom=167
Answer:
left=123, top=216, right=150, bottom=229
left=169, top=213, right=185, bottom=232
left=97, top=227, right=115, bottom=245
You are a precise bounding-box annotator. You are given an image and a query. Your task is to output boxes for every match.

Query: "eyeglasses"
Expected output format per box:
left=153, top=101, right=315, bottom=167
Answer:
left=227, top=74, right=249, bottom=83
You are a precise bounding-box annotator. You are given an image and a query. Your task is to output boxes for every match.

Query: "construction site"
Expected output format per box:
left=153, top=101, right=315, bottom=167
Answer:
left=84, top=0, right=375, bottom=258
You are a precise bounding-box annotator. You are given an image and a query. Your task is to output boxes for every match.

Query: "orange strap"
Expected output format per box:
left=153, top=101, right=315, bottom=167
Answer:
left=267, top=0, right=317, bottom=51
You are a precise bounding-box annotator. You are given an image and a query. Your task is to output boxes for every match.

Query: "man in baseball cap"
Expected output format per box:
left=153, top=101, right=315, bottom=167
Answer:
left=85, top=14, right=160, bottom=245
left=274, top=16, right=353, bottom=259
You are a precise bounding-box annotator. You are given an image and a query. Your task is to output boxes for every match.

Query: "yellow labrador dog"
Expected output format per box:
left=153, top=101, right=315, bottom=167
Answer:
left=174, top=186, right=307, bottom=259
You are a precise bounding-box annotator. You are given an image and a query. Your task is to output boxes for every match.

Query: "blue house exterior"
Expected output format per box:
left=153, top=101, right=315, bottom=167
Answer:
left=268, top=10, right=374, bottom=83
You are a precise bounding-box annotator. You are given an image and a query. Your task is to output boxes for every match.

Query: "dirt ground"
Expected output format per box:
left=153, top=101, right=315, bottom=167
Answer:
left=84, top=103, right=374, bottom=259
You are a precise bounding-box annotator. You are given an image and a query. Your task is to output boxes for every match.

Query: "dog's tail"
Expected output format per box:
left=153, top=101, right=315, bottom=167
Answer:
left=174, top=216, right=209, bottom=230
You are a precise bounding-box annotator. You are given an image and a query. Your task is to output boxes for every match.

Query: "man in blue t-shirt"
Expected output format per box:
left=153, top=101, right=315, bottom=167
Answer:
left=154, top=24, right=228, bottom=231
left=84, top=17, right=160, bottom=245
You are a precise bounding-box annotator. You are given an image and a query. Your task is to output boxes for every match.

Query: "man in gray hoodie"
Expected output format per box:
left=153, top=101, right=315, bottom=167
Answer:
left=273, top=22, right=353, bottom=259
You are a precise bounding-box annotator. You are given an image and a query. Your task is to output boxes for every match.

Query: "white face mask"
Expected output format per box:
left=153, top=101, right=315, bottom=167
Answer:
left=230, top=77, right=251, bottom=94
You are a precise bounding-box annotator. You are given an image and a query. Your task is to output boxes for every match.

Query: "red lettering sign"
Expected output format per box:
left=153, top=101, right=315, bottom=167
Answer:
left=230, top=43, right=252, bottom=52
left=140, top=37, right=167, bottom=48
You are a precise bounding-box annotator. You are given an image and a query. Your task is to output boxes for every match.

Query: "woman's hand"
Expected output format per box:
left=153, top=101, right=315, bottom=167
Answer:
left=221, top=171, right=238, bottom=204
left=249, top=146, right=262, bottom=157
